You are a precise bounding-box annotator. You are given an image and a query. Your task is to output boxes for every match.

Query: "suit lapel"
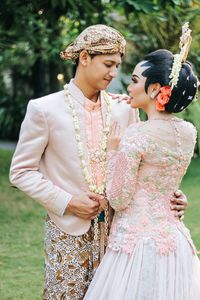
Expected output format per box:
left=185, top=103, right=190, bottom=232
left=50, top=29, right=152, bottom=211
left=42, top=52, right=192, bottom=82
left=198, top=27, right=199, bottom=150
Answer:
left=67, top=81, right=90, bottom=174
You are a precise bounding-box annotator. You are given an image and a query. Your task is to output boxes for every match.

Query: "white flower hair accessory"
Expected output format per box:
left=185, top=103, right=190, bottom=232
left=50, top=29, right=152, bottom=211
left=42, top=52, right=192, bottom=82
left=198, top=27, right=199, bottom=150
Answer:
left=169, top=22, right=192, bottom=90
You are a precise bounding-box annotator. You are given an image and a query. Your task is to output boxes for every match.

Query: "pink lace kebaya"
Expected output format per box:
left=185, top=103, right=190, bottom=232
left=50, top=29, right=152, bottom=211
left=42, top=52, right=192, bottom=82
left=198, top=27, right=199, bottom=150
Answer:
left=106, top=119, right=196, bottom=256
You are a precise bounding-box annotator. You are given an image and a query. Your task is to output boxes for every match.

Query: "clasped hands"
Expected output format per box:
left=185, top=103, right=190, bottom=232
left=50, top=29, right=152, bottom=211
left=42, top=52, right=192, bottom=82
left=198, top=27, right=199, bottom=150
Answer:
left=67, top=121, right=188, bottom=220
left=67, top=190, right=187, bottom=221
left=67, top=192, right=108, bottom=220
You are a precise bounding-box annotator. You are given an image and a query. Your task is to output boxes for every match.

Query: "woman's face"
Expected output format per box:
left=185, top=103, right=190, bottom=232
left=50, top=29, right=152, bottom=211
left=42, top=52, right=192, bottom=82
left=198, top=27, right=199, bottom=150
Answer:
left=127, top=62, right=150, bottom=110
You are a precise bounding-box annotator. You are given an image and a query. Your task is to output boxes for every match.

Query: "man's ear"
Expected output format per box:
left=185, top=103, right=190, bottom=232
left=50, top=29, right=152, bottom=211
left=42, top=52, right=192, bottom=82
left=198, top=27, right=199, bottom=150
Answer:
left=148, top=83, right=161, bottom=99
left=79, top=50, right=91, bottom=67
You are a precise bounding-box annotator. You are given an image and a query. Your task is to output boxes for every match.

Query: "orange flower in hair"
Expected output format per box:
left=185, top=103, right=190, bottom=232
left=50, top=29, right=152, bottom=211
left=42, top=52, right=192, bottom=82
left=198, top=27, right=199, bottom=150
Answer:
left=155, top=86, right=172, bottom=111
left=160, top=86, right=172, bottom=97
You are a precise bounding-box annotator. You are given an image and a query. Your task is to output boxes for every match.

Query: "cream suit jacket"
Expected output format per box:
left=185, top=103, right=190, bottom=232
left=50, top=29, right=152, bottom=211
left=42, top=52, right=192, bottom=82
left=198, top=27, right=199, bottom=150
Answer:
left=9, top=80, right=139, bottom=235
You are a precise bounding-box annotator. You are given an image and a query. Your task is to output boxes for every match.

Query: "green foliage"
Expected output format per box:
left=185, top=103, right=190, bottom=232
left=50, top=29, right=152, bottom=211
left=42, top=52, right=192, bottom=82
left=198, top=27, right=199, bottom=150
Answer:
left=0, top=151, right=44, bottom=300
left=0, top=0, right=199, bottom=144
left=0, top=0, right=113, bottom=139
left=178, top=99, right=200, bottom=154
left=112, top=0, right=200, bottom=154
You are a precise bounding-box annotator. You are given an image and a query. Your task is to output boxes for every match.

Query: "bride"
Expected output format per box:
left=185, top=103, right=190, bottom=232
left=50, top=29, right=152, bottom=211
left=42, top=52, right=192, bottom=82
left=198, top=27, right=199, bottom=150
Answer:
left=84, top=23, right=200, bottom=300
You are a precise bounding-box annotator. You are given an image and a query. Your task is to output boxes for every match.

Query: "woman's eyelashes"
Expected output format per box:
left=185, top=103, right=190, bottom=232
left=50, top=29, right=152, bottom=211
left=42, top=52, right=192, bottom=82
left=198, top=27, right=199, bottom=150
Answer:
left=131, top=76, right=138, bottom=83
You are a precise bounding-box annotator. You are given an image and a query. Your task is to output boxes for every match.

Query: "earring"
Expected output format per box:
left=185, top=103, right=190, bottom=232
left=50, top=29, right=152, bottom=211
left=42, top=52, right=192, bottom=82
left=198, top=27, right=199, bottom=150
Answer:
left=151, top=91, right=156, bottom=99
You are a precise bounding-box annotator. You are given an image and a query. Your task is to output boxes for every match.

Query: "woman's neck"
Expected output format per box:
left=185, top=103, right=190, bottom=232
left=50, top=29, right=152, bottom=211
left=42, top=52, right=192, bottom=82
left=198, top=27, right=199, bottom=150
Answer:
left=145, top=105, right=172, bottom=120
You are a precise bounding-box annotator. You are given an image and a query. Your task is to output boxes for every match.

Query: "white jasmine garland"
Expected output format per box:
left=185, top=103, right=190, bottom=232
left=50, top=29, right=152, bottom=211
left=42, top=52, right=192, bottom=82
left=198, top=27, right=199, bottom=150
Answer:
left=169, top=54, right=182, bottom=89
left=64, top=83, right=111, bottom=194
left=64, top=83, right=111, bottom=253
left=169, top=22, right=193, bottom=90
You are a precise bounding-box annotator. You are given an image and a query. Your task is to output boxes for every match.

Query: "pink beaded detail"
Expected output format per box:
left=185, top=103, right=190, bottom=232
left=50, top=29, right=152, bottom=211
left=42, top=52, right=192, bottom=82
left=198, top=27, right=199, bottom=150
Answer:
left=106, top=120, right=197, bottom=256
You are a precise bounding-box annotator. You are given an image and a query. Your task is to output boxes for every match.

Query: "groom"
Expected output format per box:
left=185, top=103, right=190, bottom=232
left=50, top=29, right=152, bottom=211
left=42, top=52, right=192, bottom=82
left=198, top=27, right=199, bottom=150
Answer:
left=9, top=24, right=187, bottom=299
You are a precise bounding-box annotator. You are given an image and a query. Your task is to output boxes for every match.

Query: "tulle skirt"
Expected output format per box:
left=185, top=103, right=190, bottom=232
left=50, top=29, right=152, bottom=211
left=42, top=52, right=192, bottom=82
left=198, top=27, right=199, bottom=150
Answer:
left=84, top=230, right=200, bottom=300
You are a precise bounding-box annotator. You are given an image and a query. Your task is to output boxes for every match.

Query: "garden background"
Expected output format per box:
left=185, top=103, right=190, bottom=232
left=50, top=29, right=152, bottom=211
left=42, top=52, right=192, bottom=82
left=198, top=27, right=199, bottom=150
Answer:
left=0, top=0, right=200, bottom=299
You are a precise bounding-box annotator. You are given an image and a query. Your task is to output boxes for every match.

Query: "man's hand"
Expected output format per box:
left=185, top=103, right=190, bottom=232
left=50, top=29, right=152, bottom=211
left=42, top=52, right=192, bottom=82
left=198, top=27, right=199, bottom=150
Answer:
left=66, top=192, right=104, bottom=220
left=171, top=190, right=188, bottom=220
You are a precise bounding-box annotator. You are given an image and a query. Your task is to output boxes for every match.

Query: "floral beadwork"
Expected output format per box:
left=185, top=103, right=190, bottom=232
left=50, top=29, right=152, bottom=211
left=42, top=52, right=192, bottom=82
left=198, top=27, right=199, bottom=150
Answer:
left=106, top=120, right=197, bottom=256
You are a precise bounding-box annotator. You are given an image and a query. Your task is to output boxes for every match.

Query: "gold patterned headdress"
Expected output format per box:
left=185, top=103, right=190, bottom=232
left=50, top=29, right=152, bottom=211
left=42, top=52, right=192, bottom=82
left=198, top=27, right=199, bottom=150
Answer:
left=169, top=22, right=192, bottom=89
left=60, top=24, right=126, bottom=60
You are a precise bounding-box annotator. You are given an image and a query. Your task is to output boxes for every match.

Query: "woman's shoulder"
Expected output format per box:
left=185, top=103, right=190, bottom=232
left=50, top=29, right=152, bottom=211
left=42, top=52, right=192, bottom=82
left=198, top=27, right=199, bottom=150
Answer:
left=180, top=119, right=196, bottom=131
left=122, top=121, right=149, bottom=149
left=129, top=117, right=196, bottom=135
left=176, top=118, right=197, bottom=141
left=124, top=121, right=146, bottom=136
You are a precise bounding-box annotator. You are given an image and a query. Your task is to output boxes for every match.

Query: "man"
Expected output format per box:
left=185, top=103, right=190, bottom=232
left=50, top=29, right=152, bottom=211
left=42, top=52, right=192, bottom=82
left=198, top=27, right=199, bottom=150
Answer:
left=9, top=25, right=187, bottom=299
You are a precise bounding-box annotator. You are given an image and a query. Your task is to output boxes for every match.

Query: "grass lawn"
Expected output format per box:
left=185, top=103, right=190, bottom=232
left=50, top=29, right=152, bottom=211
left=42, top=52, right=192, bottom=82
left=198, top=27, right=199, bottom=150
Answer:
left=0, top=149, right=200, bottom=300
left=0, top=150, right=45, bottom=300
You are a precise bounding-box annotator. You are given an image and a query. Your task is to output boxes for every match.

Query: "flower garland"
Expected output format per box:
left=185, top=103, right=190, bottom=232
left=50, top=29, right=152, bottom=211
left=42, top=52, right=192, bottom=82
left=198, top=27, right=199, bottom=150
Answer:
left=169, top=54, right=182, bottom=89
left=64, top=84, right=111, bottom=262
left=64, top=83, right=111, bottom=195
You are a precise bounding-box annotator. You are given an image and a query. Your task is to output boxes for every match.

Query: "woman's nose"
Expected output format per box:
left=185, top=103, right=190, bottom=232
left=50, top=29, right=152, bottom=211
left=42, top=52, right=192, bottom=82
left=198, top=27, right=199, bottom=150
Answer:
left=127, top=83, right=131, bottom=93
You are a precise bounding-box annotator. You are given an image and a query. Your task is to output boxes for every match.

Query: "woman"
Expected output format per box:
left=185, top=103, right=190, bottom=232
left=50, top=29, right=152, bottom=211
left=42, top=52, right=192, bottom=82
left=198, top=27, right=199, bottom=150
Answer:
left=84, top=25, right=200, bottom=299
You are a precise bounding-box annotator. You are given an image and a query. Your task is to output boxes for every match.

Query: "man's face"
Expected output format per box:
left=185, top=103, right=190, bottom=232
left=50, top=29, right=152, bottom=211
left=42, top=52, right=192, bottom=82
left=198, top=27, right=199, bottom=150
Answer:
left=83, top=53, right=122, bottom=91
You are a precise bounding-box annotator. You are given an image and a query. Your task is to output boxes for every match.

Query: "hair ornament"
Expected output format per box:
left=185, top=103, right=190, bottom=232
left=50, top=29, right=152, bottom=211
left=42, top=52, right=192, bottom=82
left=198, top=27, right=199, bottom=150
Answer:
left=194, top=78, right=199, bottom=101
left=169, top=22, right=192, bottom=90
left=155, top=86, right=172, bottom=111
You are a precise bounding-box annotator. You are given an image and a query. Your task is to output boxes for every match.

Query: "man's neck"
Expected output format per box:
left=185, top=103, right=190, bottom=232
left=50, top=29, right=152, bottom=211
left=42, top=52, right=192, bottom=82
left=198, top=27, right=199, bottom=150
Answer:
left=73, top=77, right=100, bottom=103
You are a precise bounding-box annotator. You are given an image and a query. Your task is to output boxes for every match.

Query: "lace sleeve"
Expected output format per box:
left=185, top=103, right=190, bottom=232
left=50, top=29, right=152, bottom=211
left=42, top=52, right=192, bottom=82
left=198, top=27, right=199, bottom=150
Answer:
left=106, top=125, right=145, bottom=211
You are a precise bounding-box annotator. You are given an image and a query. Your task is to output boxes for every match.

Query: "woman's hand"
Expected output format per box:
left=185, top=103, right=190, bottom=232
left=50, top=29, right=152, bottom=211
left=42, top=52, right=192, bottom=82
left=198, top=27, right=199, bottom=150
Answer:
left=108, top=122, right=121, bottom=151
left=99, top=197, right=108, bottom=211
left=108, top=93, right=131, bottom=103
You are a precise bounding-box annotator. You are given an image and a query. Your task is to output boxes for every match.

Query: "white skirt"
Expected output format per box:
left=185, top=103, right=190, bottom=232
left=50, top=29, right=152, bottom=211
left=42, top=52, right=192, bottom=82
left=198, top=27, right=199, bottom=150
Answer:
left=84, top=230, right=200, bottom=300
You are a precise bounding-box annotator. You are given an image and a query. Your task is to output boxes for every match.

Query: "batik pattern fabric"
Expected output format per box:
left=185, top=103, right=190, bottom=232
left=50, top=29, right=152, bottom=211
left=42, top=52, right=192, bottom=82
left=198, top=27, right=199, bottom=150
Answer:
left=43, top=217, right=97, bottom=300
left=60, top=24, right=126, bottom=60
left=84, top=118, right=200, bottom=300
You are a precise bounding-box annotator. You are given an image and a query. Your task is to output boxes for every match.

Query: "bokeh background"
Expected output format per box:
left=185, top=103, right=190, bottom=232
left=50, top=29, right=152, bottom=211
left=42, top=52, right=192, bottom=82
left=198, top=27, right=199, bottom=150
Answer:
left=0, top=1, right=200, bottom=299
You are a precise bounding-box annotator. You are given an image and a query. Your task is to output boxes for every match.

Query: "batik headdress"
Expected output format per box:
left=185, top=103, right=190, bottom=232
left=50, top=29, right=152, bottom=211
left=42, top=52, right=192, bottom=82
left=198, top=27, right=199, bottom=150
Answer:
left=60, top=24, right=126, bottom=60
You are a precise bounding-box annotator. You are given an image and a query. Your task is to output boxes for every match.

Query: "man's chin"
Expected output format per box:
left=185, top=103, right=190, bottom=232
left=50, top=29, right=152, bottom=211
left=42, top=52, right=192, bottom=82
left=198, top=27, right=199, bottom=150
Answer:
left=102, top=80, right=111, bottom=89
left=94, top=80, right=112, bottom=91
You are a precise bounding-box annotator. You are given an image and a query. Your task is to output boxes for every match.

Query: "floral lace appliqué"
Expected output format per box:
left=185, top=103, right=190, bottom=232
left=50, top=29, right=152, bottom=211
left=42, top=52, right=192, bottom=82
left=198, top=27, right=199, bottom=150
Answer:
left=106, top=121, right=197, bottom=256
